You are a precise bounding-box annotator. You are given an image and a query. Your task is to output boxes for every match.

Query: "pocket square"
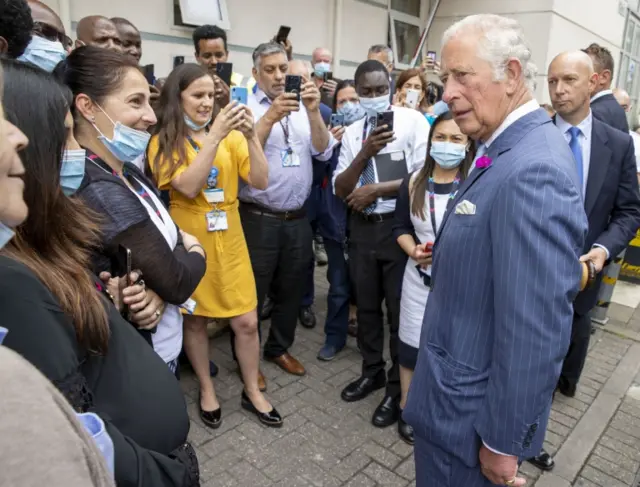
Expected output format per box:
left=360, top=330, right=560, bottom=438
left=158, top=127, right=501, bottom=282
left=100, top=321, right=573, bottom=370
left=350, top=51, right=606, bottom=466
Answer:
left=455, top=200, right=476, bottom=215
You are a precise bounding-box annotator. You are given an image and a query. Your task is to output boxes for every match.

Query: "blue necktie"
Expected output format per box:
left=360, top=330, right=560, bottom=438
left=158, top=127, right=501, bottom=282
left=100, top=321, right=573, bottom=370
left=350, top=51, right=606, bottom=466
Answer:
left=568, top=126, right=584, bottom=189
left=359, top=117, right=377, bottom=215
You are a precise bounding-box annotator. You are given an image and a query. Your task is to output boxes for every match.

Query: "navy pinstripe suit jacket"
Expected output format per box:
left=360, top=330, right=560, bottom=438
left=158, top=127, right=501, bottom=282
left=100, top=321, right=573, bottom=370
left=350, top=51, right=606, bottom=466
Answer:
left=404, top=108, right=589, bottom=468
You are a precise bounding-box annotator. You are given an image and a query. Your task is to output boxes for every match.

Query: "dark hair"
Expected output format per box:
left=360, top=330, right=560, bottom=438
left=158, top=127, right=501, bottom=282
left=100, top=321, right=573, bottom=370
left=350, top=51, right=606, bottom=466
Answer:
left=150, top=63, right=210, bottom=182
left=54, top=45, right=139, bottom=118
left=425, top=82, right=443, bottom=107
left=332, top=79, right=355, bottom=112
left=410, top=111, right=475, bottom=220
left=354, top=59, right=388, bottom=87
left=583, top=43, right=614, bottom=74
left=1, top=58, right=109, bottom=353
left=193, top=24, right=227, bottom=54
left=0, top=0, right=33, bottom=58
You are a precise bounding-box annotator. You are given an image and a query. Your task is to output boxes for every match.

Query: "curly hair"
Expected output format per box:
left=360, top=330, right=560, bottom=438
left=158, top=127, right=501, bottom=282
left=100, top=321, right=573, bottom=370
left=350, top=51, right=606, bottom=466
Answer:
left=0, top=0, right=34, bottom=59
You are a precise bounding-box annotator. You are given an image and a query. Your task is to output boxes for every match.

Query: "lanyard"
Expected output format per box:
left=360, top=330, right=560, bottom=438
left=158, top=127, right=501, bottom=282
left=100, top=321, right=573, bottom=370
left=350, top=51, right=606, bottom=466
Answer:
left=87, top=154, right=164, bottom=222
left=427, top=174, right=460, bottom=234
left=361, top=117, right=376, bottom=148
left=279, top=116, right=291, bottom=149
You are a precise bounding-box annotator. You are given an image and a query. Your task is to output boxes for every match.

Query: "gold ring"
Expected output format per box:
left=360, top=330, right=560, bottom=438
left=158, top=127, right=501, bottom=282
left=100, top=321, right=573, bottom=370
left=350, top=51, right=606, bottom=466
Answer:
left=155, top=310, right=161, bottom=318
left=505, top=479, right=517, bottom=486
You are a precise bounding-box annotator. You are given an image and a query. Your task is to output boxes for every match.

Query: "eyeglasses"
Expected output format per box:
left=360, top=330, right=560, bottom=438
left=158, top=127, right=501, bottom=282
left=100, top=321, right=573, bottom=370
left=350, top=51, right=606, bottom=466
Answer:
left=32, top=21, right=73, bottom=50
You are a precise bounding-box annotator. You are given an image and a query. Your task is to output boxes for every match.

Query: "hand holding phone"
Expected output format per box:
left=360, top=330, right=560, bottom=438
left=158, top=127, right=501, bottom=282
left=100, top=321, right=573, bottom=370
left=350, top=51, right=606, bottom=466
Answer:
left=275, top=25, right=291, bottom=44
left=230, top=86, right=248, bottom=105
left=330, top=113, right=344, bottom=128
left=376, top=111, right=395, bottom=133
left=404, top=89, right=420, bottom=110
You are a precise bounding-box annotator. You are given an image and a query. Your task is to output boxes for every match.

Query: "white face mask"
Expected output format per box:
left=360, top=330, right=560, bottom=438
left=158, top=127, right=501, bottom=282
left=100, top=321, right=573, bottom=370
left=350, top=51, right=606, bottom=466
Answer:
left=359, top=95, right=390, bottom=118
left=0, top=222, right=15, bottom=250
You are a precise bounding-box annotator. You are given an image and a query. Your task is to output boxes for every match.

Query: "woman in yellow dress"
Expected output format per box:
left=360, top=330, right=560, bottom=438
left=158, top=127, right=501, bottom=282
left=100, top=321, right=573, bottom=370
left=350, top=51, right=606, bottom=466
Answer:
left=148, top=64, right=280, bottom=428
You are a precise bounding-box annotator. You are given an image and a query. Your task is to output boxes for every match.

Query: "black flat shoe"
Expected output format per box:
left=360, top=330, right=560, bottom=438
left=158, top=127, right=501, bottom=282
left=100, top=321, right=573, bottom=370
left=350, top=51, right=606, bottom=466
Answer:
left=398, top=411, right=414, bottom=445
left=241, top=390, right=283, bottom=428
left=199, top=393, right=222, bottom=429
left=341, top=373, right=386, bottom=402
left=556, top=376, right=576, bottom=398
left=372, top=395, right=400, bottom=428
left=527, top=448, right=555, bottom=471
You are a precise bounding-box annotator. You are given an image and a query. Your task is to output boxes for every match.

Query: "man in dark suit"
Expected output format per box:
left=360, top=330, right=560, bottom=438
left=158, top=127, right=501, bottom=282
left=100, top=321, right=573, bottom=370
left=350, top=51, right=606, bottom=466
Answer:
left=583, top=43, right=630, bottom=133
left=528, top=50, right=640, bottom=473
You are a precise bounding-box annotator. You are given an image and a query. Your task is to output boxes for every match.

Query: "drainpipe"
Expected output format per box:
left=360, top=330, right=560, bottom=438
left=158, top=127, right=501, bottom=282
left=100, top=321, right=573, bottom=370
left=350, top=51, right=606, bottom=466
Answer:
left=409, top=0, right=442, bottom=68
left=59, top=0, right=72, bottom=38
left=332, top=0, right=343, bottom=77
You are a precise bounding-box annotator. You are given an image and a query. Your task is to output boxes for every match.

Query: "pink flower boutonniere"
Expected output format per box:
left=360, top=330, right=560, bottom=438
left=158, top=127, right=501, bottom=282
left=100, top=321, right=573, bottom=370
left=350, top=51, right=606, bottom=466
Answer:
left=476, top=156, right=493, bottom=169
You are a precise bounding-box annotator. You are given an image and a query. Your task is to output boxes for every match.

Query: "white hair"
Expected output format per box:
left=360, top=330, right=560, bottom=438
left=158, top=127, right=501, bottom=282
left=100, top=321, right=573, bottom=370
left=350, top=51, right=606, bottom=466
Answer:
left=442, top=14, right=538, bottom=93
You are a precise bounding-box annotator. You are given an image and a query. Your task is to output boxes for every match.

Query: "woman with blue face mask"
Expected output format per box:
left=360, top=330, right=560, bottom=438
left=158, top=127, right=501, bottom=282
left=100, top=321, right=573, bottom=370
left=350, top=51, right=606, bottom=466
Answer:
left=56, top=46, right=208, bottom=378
left=1, top=58, right=201, bottom=486
left=391, top=111, right=475, bottom=445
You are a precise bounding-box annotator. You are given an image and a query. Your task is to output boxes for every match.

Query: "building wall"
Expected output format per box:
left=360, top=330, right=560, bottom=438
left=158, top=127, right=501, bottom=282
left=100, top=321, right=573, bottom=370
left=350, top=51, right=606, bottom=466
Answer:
left=42, top=0, right=399, bottom=80
left=425, top=0, right=626, bottom=103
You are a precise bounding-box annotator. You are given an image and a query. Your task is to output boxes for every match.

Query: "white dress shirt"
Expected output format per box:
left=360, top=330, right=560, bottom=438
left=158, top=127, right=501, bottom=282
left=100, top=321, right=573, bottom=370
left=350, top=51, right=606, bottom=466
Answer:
left=332, top=105, right=431, bottom=213
left=555, top=112, right=593, bottom=197
left=591, top=89, right=613, bottom=103
left=630, top=131, right=640, bottom=173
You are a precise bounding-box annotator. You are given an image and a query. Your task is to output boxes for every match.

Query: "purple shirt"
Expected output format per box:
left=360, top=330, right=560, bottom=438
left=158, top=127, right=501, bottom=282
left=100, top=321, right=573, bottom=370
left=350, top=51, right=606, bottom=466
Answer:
left=239, top=87, right=335, bottom=211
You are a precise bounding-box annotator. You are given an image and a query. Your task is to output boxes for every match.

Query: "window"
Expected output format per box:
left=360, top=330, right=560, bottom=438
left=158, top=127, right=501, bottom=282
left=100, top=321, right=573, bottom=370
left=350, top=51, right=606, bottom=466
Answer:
left=390, top=0, right=421, bottom=17
left=619, top=12, right=640, bottom=125
left=389, top=13, right=422, bottom=67
left=174, top=0, right=230, bottom=30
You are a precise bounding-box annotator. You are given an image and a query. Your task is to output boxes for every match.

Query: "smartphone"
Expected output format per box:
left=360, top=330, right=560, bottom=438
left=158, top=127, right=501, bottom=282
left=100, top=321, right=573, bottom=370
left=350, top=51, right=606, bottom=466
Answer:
left=376, top=110, right=394, bottom=132
left=231, top=86, right=248, bottom=105
left=405, top=89, right=420, bottom=109
left=114, top=245, right=133, bottom=287
left=330, top=113, right=344, bottom=128
left=215, top=62, right=233, bottom=87
left=285, top=74, right=302, bottom=101
left=425, top=242, right=434, bottom=252
left=276, top=25, right=291, bottom=44
left=142, top=64, right=155, bottom=85
left=323, top=72, right=333, bottom=82
left=427, top=50, right=437, bottom=62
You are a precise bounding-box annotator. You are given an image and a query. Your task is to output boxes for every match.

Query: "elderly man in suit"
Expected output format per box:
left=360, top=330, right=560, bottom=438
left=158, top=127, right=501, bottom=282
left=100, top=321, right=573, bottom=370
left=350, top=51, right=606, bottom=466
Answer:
left=526, top=51, right=640, bottom=473
left=403, top=14, right=589, bottom=487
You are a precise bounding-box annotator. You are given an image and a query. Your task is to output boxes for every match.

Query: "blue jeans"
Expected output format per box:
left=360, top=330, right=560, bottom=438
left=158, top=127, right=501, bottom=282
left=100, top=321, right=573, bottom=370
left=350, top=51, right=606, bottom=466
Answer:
left=316, top=239, right=350, bottom=348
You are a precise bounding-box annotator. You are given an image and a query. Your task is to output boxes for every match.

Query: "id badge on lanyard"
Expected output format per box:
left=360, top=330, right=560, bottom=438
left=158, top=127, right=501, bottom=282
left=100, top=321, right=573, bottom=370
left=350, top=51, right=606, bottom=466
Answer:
left=280, top=117, right=300, bottom=167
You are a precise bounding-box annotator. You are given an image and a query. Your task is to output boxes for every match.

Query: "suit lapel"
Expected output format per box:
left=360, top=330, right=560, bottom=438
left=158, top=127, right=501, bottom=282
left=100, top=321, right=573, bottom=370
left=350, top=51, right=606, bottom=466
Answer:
left=584, top=120, right=612, bottom=217
left=435, top=108, right=552, bottom=243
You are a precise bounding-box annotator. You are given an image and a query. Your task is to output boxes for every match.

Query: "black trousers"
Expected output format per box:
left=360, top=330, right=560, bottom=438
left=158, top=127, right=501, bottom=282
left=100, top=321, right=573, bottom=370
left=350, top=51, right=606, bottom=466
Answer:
left=560, top=312, right=591, bottom=389
left=233, top=206, right=312, bottom=358
left=350, top=214, right=405, bottom=399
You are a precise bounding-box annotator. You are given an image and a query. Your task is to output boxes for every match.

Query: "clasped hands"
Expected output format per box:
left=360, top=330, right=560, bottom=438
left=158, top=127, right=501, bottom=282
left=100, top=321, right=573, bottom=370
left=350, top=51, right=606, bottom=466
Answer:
left=99, top=270, right=164, bottom=330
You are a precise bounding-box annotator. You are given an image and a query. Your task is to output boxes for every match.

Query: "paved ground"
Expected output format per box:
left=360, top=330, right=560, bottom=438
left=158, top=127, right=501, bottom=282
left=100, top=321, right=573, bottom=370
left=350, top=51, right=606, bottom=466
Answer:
left=182, top=268, right=640, bottom=487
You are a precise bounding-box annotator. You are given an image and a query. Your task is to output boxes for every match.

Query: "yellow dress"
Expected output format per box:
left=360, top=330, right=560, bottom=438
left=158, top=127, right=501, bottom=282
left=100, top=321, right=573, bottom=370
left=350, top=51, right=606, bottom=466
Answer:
left=148, top=131, right=257, bottom=318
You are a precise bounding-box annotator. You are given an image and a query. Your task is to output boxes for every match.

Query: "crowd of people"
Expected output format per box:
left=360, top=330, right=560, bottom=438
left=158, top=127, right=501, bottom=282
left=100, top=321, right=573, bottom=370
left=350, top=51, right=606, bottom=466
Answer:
left=1, top=1, right=640, bottom=486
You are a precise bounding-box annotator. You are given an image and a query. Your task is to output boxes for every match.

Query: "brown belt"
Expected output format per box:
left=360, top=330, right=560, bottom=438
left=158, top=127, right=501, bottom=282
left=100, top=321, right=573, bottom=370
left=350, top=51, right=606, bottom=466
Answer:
left=240, top=202, right=306, bottom=221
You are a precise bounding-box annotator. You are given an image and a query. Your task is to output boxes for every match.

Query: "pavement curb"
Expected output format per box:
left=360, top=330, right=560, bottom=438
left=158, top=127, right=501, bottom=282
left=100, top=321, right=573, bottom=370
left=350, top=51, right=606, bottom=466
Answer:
left=535, top=342, right=640, bottom=486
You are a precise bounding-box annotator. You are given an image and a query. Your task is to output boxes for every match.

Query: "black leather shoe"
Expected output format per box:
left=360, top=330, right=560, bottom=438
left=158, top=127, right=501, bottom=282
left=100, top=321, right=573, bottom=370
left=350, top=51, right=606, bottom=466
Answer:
left=557, top=376, right=576, bottom=398
left=299, top=306, right=316, bottom=329
left=372, top=395, right=400, bottom=428
left=341, top=374, right=386, bottom=402
left=398, top=411, right=414, bottom=445
left=241, top=390, right=283, bottom=428
left=527, top=449, right=555, bottom=471
left=199, top=393, right=222, bottom=429
left=260, top=296, right=274, bottom=320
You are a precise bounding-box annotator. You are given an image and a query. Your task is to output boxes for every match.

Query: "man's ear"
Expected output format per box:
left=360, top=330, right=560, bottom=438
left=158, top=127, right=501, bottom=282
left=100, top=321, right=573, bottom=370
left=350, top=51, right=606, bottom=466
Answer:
left=0, top=37, right=9, bottom=55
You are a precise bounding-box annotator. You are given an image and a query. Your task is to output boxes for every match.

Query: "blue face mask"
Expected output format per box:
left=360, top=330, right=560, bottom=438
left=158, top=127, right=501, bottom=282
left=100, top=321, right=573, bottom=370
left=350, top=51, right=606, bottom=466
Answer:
left=432, top=100, right=449, bottom=117
left=184, top=114, right=212, bottom=131
left=430, top=141, right=467, bottom=169
left=425, top=114, right=437, bottom=125
left=314, top=62, right=331, bottom=77
left=337, top=102, right=366, bottom=126
left=18, top=35, right=67, bottom=72
left=92, top=106, right=151, bottom=162
left=0, top=222, right=14, bottom=250
left=360, top=95, right=390, bottom=118
left=60, top=149, right=86, bottom=196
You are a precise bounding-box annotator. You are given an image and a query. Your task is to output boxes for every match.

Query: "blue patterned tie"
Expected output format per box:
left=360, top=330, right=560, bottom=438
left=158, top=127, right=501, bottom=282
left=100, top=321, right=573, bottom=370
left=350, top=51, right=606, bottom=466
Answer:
left=568, top=126, right=584, bottom=190
left=359, top=117, right=378, bottom=215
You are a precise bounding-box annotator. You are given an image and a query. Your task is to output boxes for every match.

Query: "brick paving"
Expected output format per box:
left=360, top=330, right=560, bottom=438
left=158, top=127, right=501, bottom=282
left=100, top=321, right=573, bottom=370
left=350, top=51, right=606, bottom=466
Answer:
left=182, top=267, right=640, bottom=486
